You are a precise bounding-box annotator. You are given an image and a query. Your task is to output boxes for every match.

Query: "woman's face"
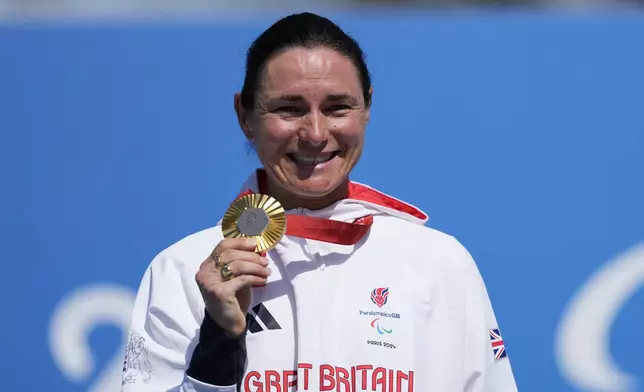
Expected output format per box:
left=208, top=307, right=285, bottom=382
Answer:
left=236, top=47, right=370, bottom=201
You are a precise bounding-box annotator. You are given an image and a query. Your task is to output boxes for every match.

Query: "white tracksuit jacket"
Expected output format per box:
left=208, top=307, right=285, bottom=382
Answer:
left=122, top=171, right=518, bottom=392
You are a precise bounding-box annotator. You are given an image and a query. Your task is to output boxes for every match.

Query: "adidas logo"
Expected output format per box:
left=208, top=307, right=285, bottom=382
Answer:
left=246, top=303, right=281, bottom=334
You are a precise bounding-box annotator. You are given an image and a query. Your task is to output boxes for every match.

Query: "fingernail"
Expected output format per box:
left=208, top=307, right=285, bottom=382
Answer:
left=265, top=267, right=272, bottom=275
left=260, top=256, right=269, bottom=266
left=247, top=237, right=257, bottom=246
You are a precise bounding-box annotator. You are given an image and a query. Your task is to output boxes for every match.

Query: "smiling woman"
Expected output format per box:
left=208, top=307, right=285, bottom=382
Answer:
left=235, top=15, right=372, bottom=210
left=122, top=12, right=518, bottom=392
left=236, top=45, right=368, bottom=209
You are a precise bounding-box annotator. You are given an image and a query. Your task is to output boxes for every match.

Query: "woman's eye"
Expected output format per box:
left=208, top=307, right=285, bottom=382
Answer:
left=326, top=105, right=352, bottom=115
left=275, top=106, right=301, bottom=114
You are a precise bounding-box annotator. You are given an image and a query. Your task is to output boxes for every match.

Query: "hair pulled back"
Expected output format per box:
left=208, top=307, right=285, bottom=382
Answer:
left=240, top=12, right=372, bottom=110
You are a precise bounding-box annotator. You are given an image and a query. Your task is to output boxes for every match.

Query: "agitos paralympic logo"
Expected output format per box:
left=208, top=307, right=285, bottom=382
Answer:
left=371, top=317, right=393, bottom=335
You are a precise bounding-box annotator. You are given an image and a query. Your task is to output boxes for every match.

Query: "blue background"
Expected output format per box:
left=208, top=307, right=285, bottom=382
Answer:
left=1, top=11, right=643, bottom=391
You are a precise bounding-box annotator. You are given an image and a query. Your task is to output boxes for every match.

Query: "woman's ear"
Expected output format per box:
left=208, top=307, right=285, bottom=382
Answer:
left=365, top=86, right=374, bottom=123
left=234, top=92, right=253, bottom=142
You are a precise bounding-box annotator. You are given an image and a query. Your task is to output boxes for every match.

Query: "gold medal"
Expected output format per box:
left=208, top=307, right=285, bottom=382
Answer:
left=222, top=193, right=286, bottom=253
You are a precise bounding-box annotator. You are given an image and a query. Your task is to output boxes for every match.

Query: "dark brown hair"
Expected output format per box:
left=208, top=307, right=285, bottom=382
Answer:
left=240, top=12, right=372, bottom=110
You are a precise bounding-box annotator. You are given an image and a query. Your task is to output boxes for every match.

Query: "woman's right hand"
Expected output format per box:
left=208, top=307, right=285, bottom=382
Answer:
left=195, top=237, right=271, bottom=336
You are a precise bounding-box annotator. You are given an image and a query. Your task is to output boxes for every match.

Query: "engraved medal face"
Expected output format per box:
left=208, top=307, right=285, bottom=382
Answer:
left=222, top=194, right=286, bottom=253
left=236, top=208, right=269, bottom=236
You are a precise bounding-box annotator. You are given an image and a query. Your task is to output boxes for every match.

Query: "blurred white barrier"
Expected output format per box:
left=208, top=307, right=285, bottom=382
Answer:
left=49, top=284, right=136, bottom=392
left=0, top=0, right=642, bottom=21
left=555, top=243, right=644, bottom=392
left=0, top=0, right=328, bottom=20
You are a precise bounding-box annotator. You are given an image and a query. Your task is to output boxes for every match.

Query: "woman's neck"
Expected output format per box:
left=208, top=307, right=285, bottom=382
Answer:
left=265, top=176, right=350, bottom=211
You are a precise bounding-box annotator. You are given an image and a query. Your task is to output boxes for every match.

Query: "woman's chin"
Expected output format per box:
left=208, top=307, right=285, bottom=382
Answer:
left=288, top=178, right=339, bottom=197
left=278, top=163, right=344, bottom=195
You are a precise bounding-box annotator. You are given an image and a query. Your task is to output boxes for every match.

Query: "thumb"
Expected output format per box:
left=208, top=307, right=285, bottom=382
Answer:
left=224, top=274, right=266, bottom=294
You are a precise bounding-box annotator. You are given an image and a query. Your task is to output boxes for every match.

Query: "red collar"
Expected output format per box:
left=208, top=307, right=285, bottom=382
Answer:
left=233, top=169, right=426, bottom=246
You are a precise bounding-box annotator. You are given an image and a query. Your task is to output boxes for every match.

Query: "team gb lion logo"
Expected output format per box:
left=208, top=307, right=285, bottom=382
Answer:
left=370, top=287, right=390, bottom=308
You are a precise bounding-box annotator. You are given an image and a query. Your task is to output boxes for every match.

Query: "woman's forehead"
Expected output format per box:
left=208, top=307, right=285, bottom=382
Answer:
left=260, top=47, right=362, bottom=97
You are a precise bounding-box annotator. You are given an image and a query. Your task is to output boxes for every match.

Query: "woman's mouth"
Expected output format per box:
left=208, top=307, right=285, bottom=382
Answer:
left=286, top=152, right=339, bottom=166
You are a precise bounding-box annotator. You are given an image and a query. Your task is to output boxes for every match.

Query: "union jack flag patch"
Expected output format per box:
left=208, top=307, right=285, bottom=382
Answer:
left=490, top=328, right=507, bottom=360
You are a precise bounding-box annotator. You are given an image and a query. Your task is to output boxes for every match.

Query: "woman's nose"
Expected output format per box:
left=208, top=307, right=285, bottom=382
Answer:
left=298, top=111, right=327, bottom=146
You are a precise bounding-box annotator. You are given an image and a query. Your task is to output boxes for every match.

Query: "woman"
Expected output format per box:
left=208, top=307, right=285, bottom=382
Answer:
left=122, top=12, right=518, bottom=392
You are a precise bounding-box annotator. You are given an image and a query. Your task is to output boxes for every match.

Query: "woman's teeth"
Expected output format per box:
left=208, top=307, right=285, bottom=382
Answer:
left=290, top=154, right=335, bottom=164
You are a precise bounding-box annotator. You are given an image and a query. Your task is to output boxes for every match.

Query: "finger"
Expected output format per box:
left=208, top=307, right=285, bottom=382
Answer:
left=218, top=249, right=267, bottom=267
left=213, top=237, right=257, bottom=256
left=196, top=257, right=270, bottom=290
left=207, top=237, right=259, bottom=269
left=196, top=254, right=228, bottom=286
left=222, top=274, right=269, bottom=292
left=226, top=260, right=271, bottom=279
left=195, top=263, right=224, bottom=289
